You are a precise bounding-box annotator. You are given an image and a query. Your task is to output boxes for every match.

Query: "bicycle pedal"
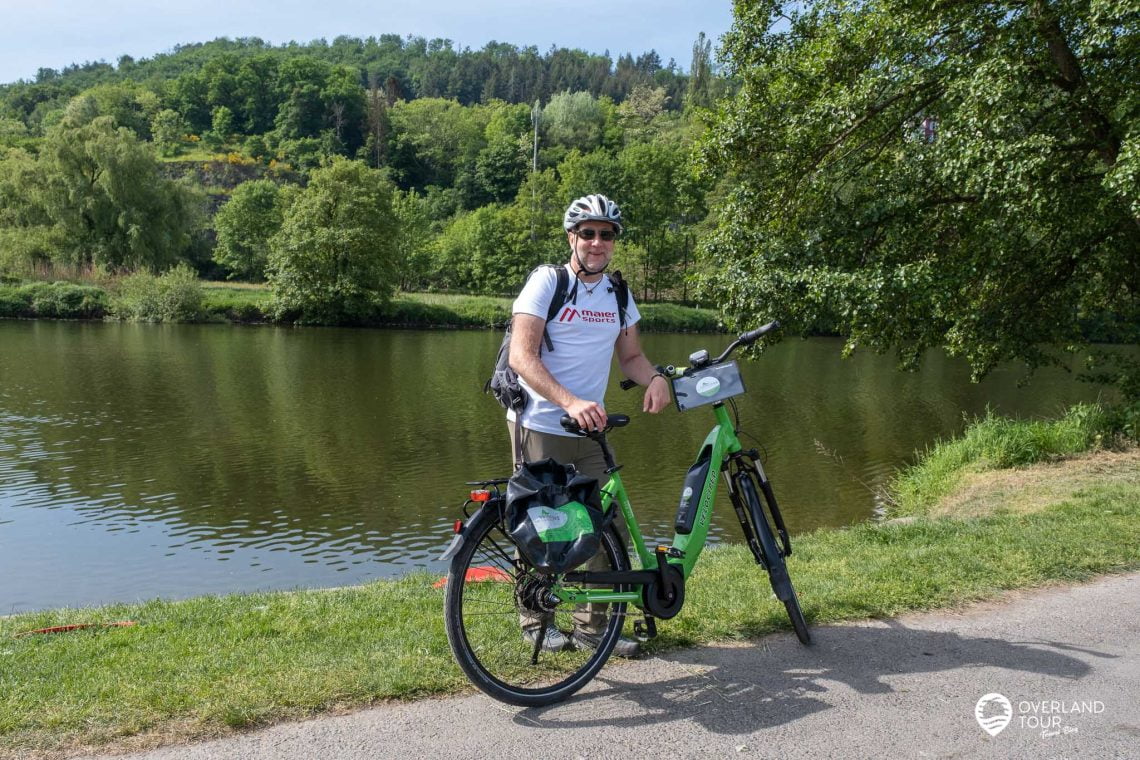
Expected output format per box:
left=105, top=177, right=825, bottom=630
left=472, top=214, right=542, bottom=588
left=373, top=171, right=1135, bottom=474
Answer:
left=656, top=546, right=685, bottom=559
left=633, top=617, right=658, bottom=642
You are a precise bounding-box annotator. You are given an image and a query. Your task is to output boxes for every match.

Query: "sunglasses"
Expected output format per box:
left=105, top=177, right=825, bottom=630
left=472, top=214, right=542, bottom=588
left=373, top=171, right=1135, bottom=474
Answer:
left=575, top=228, right=618, bottom=241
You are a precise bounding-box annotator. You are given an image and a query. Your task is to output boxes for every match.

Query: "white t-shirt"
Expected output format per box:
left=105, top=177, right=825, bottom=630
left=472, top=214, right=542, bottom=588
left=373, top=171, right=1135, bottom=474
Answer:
left=507, top=265, right=641, bottom=436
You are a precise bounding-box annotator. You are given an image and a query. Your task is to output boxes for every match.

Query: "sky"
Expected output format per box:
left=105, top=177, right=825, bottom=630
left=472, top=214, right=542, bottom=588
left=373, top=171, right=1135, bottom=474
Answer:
left=0, top=1, right=736, bottom=84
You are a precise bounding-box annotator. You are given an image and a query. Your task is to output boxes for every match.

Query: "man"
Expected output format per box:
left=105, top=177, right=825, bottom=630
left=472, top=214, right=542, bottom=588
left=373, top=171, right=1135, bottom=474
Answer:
left=507, top=193, right=671, bottom=656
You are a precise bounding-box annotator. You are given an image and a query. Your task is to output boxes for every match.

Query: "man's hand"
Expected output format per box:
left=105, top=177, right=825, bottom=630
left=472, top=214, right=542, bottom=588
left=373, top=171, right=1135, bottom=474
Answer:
left=565, top=398, right=608, bottom=432
left=643, top=375, right=671, bottom=413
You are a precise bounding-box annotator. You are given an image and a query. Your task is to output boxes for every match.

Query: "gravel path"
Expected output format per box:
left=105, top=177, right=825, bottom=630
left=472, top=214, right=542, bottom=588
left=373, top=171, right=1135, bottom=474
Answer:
left=91, top=571, right=1140, bottom=760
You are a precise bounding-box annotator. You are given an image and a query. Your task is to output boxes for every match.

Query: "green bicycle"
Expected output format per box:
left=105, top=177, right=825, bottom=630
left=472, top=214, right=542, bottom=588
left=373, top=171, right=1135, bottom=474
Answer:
left=442, top=322, right=810, bottom=706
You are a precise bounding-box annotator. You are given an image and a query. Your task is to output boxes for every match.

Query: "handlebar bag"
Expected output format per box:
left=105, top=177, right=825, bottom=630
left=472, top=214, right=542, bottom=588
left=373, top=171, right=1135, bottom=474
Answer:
left=505, top=458, right=610, bottom=574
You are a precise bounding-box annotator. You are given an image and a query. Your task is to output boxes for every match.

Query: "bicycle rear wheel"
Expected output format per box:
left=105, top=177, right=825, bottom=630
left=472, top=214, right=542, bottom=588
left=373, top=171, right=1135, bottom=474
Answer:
left=738, top=473, right=811, bottom=645
left=443, top=507, right=629, bottom=706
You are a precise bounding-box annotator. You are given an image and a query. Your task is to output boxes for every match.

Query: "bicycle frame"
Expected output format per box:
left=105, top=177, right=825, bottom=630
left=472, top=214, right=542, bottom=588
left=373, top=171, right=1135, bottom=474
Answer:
left=548, top=401, right=743, bottom=607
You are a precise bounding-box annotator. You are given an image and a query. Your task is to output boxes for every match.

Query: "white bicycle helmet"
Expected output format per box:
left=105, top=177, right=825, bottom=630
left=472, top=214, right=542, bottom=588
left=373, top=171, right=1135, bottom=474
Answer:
left=563, top=193, right=623, bottom=233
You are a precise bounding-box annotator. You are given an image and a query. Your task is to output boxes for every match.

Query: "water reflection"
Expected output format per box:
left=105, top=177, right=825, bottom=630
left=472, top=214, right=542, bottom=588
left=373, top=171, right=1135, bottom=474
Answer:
left=0, top=321, right=1110, bottom=612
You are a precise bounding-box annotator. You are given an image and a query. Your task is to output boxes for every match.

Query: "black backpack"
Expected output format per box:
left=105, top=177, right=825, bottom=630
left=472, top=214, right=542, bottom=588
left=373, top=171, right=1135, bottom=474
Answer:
left=485, top=265, right=629, bottom=412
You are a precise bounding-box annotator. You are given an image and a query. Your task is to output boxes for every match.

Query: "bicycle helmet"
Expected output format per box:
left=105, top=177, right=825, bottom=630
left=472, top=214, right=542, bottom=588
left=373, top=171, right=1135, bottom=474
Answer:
left=563, top=193, right=623, bottom=233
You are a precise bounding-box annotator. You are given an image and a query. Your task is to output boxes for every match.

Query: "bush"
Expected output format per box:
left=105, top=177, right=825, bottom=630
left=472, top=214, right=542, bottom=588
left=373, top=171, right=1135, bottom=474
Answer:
left=1104, top=400, right=1140, bottom=444
left=111, top=264, right=203, bottom=322
left=0, top=289, right=31, bottom=317
left=0, top=281, right=108, bottom=319
left=26, top=281, right=108, bottom=318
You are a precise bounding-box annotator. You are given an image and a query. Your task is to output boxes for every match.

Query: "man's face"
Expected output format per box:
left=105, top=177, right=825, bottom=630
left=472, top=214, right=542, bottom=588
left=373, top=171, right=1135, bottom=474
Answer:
left=568, top=222, right=618, bottom=272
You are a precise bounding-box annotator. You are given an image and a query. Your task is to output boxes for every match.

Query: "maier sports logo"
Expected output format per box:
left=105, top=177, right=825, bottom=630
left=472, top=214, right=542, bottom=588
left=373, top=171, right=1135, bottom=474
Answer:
left=558, top=307, right=616, bottom=324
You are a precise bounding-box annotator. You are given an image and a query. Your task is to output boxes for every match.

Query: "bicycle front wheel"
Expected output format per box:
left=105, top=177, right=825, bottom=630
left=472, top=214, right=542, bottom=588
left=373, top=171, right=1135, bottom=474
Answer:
left=739, top=474, right=811, bottom=645
left=443, top=507, right=630, bottom=706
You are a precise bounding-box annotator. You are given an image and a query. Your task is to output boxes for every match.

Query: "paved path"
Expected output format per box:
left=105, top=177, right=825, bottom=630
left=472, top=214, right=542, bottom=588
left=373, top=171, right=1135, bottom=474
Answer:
left=94, top=572, right=1139, bottom=760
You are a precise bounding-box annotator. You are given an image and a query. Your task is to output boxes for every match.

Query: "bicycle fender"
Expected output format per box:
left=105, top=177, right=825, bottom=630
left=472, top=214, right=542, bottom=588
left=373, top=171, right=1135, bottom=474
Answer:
left=438, top=505, right=497, bottom=562
left=438, top=529, right=465, bottom=562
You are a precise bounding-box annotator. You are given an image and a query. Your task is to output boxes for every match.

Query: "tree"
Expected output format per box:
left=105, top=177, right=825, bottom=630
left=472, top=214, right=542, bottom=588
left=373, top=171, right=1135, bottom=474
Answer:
left=0, top=148, right=58, bottom=272
left=151, top=108, right=188, bottom=157
left=387, top=98, right=487, bottom=190
left=364, top=72, right=390, bottom=168
left=213, top=179, right=285, bottom=281
left=206, top=105, right=234, bottom=148
left=557, top=148, right=623, bottom=203
left=685, top=32, right=714, bottom=111
left=391, top=189, right=433, bottom=290
left=475, top=135, right=528, bottom=204
left=514, top=167, right=564, bottom=247
left=82, top=83, right=156, bottom=138
left=617, top=84, right=668, bottom=140
left=430, top=200, right=546, bottom=294
left=701, top=0, right=1139, bottom=384
left=541, top=91, right=605, bottom=153
left=618, top=141, right=688, bottom=299
left=267, top=158, right=398, bottom=323
left=0, top=110, right=201, bottom=271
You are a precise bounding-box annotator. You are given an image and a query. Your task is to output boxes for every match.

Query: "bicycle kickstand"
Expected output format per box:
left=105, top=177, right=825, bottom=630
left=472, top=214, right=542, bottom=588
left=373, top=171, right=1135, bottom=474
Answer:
left=634, top=615, right=658, bottom=642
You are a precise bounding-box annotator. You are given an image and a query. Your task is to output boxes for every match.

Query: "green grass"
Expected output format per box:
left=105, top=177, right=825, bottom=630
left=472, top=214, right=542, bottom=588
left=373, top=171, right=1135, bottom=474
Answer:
left=1, top=407, right=1137, bottom=757
left=888, top=403, right=1115, bottom=516
left=201, top=281, right=273, bottom=322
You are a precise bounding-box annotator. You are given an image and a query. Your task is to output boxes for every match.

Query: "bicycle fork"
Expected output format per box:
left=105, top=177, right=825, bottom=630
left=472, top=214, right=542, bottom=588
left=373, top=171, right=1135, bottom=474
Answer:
left=724, top=451, right=794, bottom=567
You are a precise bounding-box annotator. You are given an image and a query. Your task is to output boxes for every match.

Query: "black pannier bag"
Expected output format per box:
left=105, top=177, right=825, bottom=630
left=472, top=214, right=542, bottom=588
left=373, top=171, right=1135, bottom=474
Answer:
left=505, top=458, right=611, bottom=574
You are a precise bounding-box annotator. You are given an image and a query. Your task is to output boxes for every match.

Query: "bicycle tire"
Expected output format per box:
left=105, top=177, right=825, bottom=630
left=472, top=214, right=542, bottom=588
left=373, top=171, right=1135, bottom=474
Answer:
left=443, top=506, right=630, bottom=706
left=739, top=474, right=811, bottom=645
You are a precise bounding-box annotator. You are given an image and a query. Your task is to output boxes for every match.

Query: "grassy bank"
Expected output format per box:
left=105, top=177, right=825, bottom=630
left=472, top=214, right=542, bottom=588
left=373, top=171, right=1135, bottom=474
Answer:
left=0, top=279, right=722, bottom=332
left=2, top=408, right=1137, bottom=758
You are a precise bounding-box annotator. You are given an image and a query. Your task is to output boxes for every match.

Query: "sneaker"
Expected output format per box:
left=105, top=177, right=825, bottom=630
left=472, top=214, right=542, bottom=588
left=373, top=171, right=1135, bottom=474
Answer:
left=571, top=629, right=641, bottom=658
left=523, top=624, right=570, bottom=652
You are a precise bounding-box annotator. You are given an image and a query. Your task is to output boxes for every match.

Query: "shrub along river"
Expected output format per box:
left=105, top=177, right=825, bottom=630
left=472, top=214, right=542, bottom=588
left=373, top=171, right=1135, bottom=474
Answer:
left=0, top=320, right=1110, bottom=613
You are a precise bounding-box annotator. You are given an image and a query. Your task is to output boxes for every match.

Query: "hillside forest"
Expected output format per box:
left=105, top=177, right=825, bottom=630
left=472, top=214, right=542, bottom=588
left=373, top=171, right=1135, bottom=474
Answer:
left=0, top=34, right=725, bottom=314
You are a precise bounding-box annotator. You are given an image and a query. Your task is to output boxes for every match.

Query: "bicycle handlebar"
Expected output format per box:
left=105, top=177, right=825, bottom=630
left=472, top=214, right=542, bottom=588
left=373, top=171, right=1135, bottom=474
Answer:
left=738, top=320, right=781, bottom=346
left=713, top=320, right=780, bottom=364
left=560, top=413, right=631, bottom=436
left=618, top=321, right=780, bottom=390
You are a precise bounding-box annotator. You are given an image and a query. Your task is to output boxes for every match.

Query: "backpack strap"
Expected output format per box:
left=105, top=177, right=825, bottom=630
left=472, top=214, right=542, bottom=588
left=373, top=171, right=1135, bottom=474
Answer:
left=539, top=264, right=570, bottom=353
left=610, top=269, right=630, bottom=330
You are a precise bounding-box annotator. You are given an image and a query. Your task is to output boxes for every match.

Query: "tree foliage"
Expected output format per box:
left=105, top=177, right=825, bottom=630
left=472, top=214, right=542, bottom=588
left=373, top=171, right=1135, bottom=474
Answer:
left=0, top=107, right=201, bottom=271
left=702, top=0, right=1139, bottom=378
left=267, top=158, right=398, bottom=323
left=213, top=179, right=286, bottom=281
left=542, top=91, right=606, bottom=153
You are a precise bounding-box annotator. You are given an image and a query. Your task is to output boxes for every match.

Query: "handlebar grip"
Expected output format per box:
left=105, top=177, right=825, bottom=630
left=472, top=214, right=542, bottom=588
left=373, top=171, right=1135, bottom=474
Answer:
left=560, top=414, right=629, bottom=435
left=739, top=320, right=780, bottom=345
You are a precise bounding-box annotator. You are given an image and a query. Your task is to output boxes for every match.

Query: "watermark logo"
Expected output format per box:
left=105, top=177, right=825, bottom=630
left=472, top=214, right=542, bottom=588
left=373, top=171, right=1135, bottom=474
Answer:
left=974, top=693, right=1104, bottom=738
left=975, top=693, right=1013, bottom=736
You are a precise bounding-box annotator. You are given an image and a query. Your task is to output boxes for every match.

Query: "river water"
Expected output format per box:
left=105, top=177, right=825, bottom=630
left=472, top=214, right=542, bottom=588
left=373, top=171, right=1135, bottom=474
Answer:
left=0, top=320, right=1108, bottom=613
